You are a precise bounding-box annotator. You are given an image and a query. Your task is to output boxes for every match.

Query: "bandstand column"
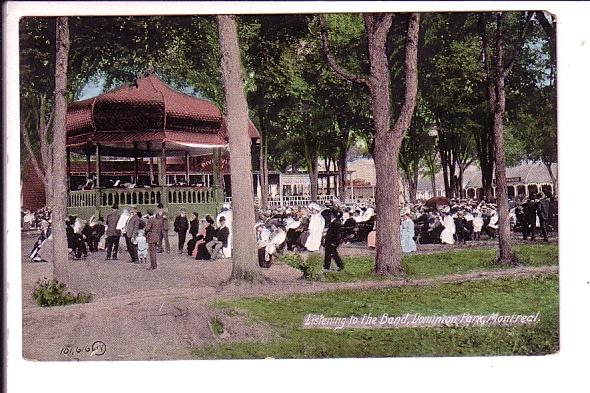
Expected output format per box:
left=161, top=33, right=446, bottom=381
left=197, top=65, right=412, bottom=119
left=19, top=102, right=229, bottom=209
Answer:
left=95, top=143, right=101, bottom=188
left=149, top=157, right=155, bottom=185
left=212, top=148, right=223, bottom=203
left=159, top=142, right=168, bottom=207
left=185, top=151, right=190, bottom=183
left=133, top=142, right=139, bottom=185
left=86, top=145, right=91, bottom=179
left=66, top=147, right=71, bottom=191
left=94, top=143, right=102, bottom=217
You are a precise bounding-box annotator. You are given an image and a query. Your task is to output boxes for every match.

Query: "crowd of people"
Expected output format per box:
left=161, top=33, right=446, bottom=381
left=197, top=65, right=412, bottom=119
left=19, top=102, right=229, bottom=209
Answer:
left=21, top=207, right=51, bottom=231
left=25, top=192, right=557, bottom=271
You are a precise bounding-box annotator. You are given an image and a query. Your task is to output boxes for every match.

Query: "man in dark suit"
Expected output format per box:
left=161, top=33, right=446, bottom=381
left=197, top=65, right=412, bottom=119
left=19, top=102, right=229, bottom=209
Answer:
left=125, top=206, right=141, bottom=263
left=323, top=212, right=344, bottom=272
left=105, top=204, right=121, bottom=260
left=174, top=208, right=190, bottom=254
left=206, top=216, right=229, bottom=260
left=536, top=193, right=550, bottom=242
left=145, top=207, right=164, bottom=270
left=91, top=217, right=106, bottom=252
left=522, top=198, right=538, bottom=240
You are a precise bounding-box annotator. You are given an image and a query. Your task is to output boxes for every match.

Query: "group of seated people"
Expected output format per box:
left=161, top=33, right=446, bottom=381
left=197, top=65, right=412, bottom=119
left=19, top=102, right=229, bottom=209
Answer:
left=74, top=176, right=212, bottom=191
left=66, top=216, right=106, bottom=259
left=21, top=207, right=52, bottom=231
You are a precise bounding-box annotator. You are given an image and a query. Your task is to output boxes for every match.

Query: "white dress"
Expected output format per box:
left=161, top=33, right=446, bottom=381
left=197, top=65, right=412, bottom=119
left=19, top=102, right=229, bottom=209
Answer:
left=116, top=210, right=130, bottom=234
left=488, top=213, right=498, bottom=229
left=440, top=215, right=456, bottom=245
left=473, top=216, right=484, bottom=232
left=304, top=213, right=325, bottom=252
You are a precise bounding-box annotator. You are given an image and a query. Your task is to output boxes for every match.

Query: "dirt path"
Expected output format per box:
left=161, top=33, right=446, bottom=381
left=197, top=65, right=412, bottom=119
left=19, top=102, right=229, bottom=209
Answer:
left=22, top=256, right=557, bottom=361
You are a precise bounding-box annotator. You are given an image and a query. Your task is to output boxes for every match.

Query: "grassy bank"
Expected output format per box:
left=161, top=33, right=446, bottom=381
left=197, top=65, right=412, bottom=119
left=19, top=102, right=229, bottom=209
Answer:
left=193, top=274, right=559, bottom=359
left=284, top=243, right=558, bottom=282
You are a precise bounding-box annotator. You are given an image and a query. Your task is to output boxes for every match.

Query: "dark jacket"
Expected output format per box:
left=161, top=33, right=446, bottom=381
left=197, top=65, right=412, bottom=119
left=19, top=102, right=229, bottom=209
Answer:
left=92, top=223, right=105, bottom=239
left=105, top=211, right=121, bottom=236
left=324, top=218, right=342, bottom=248
left=199, top=224, right=215, bottom=242
left=537, top=199, right=550, bottom=220
left=66, top=225, right=75, bottom=248
left=215, top=226, right=230, bottom=247
left=189, top=218, right=200, bottom=238
left=174, top=215, right=189, bottom=234
left=82, top=224, right=93, bottom=241
left=144, top=215, right=164, bottom=244
left=523, top=201, right=538, bottom=221
left=125, top=214, right=141, bottom=239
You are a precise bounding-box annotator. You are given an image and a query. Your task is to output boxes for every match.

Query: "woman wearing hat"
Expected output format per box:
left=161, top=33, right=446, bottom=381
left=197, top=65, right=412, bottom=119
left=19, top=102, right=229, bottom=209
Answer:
left=400, top=207, right=417, bottom=253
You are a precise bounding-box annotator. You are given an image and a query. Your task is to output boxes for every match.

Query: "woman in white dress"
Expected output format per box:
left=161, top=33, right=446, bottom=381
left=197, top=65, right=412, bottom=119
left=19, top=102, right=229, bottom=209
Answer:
left=304, top=204, right=325, bottom=252
left=473, top=212, right=484, bottom=240
left=440, top=212, right=456, bottom=245
left=400, top=208, right=417, bottom=253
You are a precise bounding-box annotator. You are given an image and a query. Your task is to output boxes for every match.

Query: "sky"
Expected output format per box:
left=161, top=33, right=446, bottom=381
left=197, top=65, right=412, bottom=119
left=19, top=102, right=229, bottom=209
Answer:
left=78, top=77, right=105, bottom=100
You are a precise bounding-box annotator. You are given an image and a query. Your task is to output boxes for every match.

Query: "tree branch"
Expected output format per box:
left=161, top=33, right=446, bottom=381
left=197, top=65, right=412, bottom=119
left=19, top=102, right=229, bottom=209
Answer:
left=392, top=13, right=420, bottom=137
left=318, top=15, right=370, bottom=88
left=535, top=11, right=553, bottom=37
left=503, top=11, right=534, bottom=76
left=478, top=14, right=492, bottom=82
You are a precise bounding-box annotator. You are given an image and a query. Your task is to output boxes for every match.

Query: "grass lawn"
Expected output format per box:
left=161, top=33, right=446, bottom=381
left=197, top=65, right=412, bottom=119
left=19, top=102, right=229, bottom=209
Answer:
left=283, top=243, right=558, bottom=282
left=193, top=274, right=559, bottom=359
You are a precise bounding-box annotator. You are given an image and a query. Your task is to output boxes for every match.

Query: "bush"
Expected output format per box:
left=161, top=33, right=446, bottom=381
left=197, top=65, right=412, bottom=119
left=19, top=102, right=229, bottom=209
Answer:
left=32, top=278, right=92, bottom=307
left=281, top=253, right=322, bottom=281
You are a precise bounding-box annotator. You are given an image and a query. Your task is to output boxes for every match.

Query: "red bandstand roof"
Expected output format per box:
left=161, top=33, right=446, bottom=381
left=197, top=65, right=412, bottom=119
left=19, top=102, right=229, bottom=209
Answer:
left=66, top=73, right=259, bottom=157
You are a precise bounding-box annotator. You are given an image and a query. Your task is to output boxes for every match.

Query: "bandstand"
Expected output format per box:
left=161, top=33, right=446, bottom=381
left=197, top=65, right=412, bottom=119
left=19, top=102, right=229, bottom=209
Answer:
left=65, top=72, right=259, bottom=220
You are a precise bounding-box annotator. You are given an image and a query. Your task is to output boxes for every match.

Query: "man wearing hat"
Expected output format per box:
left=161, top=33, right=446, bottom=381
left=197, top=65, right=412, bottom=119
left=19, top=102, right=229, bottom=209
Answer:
left=105, top=204, right=121, bottom=260
left=536, top=193, right=550, bottom=242
left=144, top=207, right=164, bottom=270
left=124, top=206, right=141, bottom=263
left=323, top=210, right=344, bottom=272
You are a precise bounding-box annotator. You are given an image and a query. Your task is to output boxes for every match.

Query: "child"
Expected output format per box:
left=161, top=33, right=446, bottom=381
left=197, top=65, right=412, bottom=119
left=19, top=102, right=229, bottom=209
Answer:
left=473, top=212, right=484, bottom=241
left=136, top=229, right=148, bottom=264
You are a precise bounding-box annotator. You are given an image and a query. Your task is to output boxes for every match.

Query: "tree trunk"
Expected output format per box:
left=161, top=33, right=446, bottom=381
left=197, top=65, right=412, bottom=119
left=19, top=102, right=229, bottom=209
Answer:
left=336, top=123, right=349, bottom=200
left=410, top=167, right=419, bottom=203
left=324, top=157, right=331, bottom=196
left=319, top=13, right=420, bottom=276
left=337, top=152, right=347, bottom=201
left=544, top=162, right=558, bottom=197
left=217, top=15, right=262, bottom=282
left=492, top=87, right=515, bottom=264
left=458, top=164, right=465, bottom=198
left=259, top=133, right=269, bottom=209
left=482, top=12, right=531, bottom=265
left=372, top=13, right=420, bottom=276
left=309, top=156, right=319, bottom=202
left=438, top=131, right=452, bottom=199
left=430, top=172, right=436, bottom=197
left=51, top=17, right=71, bottom=285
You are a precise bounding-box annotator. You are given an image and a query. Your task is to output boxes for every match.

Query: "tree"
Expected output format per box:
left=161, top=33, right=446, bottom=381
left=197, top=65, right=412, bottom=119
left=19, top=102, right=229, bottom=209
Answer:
left=479, top=11, right=533, bottom=265
left=51, top=17, right=71, bottom=284
left=506, top=12, right=557, bottom=196
left=399, top=98, right=436, bottom=203
left=240, top=15, right=311, bottom=208
left=217, top=15, right=262, bottom=282
left=320, top=13, right=420, bottom=275
left=419, top=13, right=481, bottom=199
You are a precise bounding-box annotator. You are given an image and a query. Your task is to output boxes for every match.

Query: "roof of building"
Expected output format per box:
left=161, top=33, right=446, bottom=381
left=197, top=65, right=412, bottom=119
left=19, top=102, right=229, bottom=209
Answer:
left=417, top=162, right=557, bottom=191
left=66, top=73, right=259, bottom=157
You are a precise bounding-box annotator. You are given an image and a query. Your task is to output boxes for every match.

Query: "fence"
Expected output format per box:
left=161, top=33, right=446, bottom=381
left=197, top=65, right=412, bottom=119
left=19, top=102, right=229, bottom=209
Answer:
left=224, top=194, right=340, bottom=207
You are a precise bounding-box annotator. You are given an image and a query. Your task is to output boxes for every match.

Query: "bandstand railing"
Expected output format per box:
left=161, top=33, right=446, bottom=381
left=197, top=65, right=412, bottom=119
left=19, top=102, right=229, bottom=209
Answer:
left=68, top=186, right=221, bottom=220
left=224, top=194, right=339, bottom=207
